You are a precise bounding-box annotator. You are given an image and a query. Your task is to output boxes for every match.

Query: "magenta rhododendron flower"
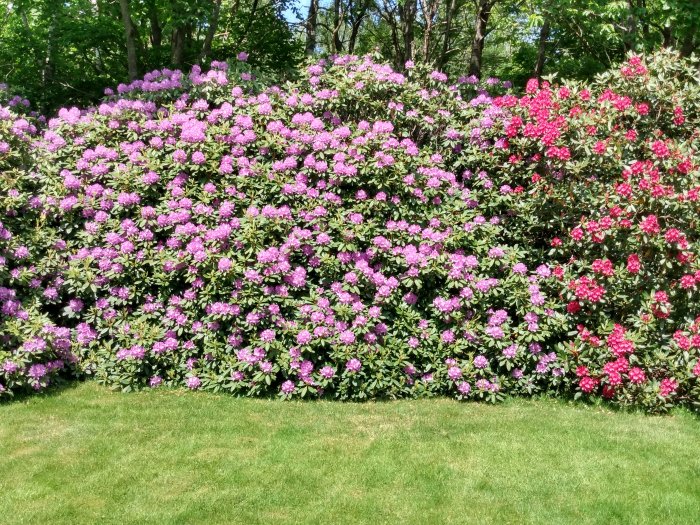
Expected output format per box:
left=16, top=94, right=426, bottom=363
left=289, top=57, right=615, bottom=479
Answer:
left=346, top=359, right=362, bottom=373
left=474, top=356, right=488, bottom=369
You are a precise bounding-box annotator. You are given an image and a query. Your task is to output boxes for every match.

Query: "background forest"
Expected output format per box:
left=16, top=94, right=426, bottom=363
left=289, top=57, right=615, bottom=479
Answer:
left=1, top=0, right=699, bottom=113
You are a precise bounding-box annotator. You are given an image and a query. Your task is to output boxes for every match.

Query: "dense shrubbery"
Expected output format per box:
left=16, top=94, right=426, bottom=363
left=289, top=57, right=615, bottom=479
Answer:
left=1, top=51, right=698, bottom=411
left=476, top=51, right=700, bottom=411
left=0, top=87, right=77, bottom=395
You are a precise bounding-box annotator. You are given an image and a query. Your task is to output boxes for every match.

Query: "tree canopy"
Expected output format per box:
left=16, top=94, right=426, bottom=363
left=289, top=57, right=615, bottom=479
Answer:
left=1, top=0, right=698, bottom=112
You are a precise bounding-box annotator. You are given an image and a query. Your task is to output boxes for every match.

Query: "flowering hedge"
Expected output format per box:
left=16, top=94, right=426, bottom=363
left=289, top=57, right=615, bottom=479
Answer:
left=475, top=50, right=700, bottom=411
left=1, top=88, right=77, bottom=395
left=1, top=51, right=698, bottom=411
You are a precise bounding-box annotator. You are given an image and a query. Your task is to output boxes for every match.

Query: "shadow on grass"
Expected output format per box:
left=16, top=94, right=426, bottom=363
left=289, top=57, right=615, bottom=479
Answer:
left=0, top=376, right=86, bottom=405
left=3, top=376, right=697, bottom=420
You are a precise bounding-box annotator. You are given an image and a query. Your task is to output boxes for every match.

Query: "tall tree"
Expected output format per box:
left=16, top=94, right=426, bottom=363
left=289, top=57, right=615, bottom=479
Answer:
left=118, top=0, right=139, bottom=80
left=420, top=0, right=440, bottom=61
left=399, top=0, right=418, bottom=64
left=438, top=0, right=461, bottom=69
left=43, top=9, right=58, bottom=88
left=347, top=0, right=371, bottom=53
left=306, top=0, right=320, bottom=55
left=147, top=0, right=163, bottom=48
left=534, top=17, right=550, bottom=78
left=332, top=0, right=344, bottom=53
left=200, top=0, right=222, bottom=62
left=623, top=0, right=639, bottom=52
left=170, top=0, right=188, bottom=67
left=469, top=0, right=498, bottom=77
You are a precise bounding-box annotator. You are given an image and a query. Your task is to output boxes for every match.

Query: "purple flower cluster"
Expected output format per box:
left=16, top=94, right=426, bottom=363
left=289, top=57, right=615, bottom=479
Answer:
left=2, top=54, right=569, bottom=403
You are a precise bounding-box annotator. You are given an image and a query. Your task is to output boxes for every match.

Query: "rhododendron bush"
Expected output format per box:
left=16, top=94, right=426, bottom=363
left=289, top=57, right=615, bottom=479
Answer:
left=475, top=50, right=700, bottom=411
left=1, top=89, right=78, bottom=395
left=1, top=51, right=698, bottom=412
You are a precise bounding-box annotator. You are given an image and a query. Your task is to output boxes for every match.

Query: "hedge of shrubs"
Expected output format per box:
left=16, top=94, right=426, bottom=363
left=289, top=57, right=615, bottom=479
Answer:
left=1, top=51, right=698, bottom=412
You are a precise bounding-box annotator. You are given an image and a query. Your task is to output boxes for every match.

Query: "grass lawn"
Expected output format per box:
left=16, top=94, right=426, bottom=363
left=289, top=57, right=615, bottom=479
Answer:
left=1, top=382, right=699, bottom=525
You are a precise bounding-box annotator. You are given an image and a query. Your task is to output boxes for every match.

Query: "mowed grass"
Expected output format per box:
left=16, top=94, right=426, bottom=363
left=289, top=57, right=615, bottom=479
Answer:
left=1, top=382, right=699, bottom=525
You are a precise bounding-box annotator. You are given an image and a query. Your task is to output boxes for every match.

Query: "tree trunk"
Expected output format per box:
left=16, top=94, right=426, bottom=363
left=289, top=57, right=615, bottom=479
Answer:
left=660, top=25, right=673, bottom=48
left=332, top=0, right=344, bottom=53
left=169, top=0, right=188, bottom=67
left=42, top=11, right=56, bottom=88
left=200, top=0, right=222, bottom=62
left=119, top=0, right=139, bottom=80
left=420, top=0, right=439, bottom=62
left=305, top=0, right=319, bottom=55
left=387, top=11, right=402, bottom=68
left=623, top=0, right=637, bottom=53
left=399, top=0, right=417, bottom=64
left=171, top=27, right=186, bottom=67
left=148, top=1, right=162, bottom=48
left=348, top=0, right=371, bottom=54
left=680, top=25, right=697, bottom=57
left=348, top=17, right=364, bottom=53
left=20, top=9, right=30, bottom=32
left=438, top=0, right=458, bottom=69
left=468, top=0, right=494, bottom=78
left=534, top=18, right=551, bottom=79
